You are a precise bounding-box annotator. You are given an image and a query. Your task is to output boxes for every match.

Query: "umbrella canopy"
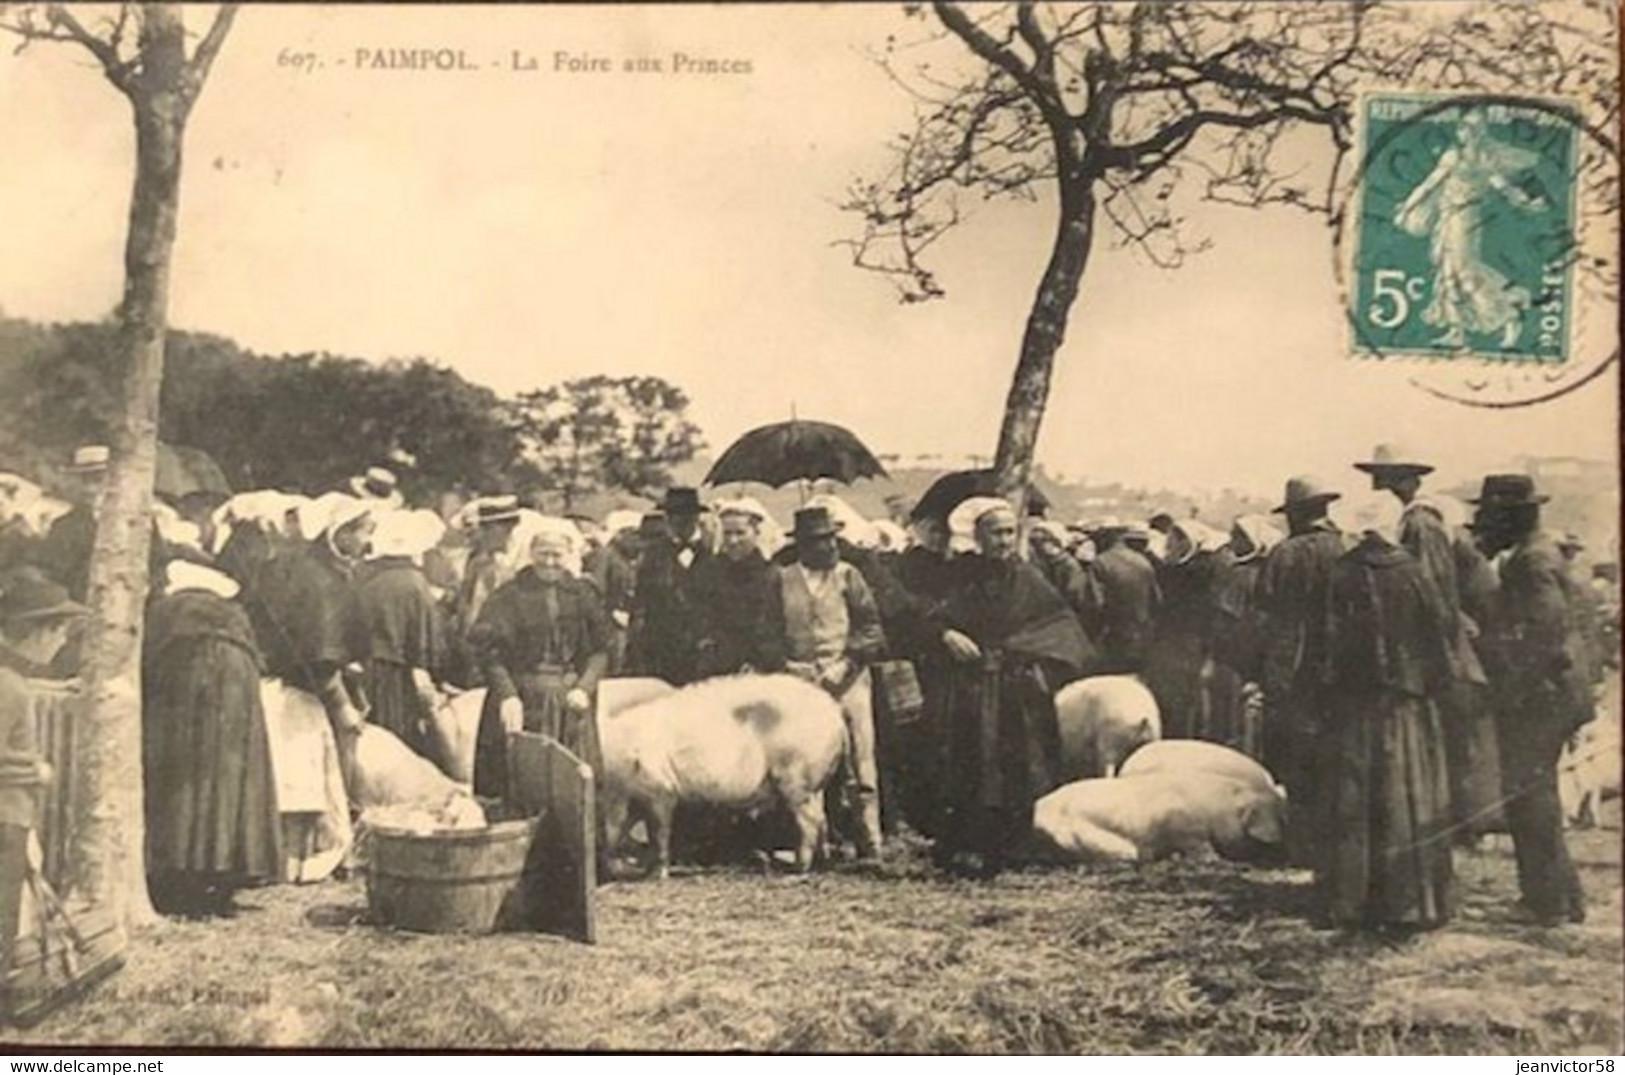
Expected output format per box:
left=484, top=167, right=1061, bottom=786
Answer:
left=156, top=443, right=231, bottom=503
left=704, top=419, right=888, bottom=488
left=909, top=468, right=1050, bottom=523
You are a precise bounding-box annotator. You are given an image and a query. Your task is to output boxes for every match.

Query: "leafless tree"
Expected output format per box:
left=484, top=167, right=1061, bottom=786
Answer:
left=2, top=2, right=238, bottom=925
left=843, top=1, right=1618, bottom=503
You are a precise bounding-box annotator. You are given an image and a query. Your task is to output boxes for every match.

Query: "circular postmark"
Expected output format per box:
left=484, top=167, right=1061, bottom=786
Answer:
left=1332, top=92, right=1617, bottom=408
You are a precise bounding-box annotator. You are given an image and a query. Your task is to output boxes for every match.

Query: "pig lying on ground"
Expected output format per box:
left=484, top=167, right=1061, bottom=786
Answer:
left=339, top=720, right=487, bottom=833
left=1055, top=675, right=1162, bottom=780
left=1117, top=739, right=1282, bottom=798
left=1031, top=771, right=1286, bottom=865
left=598, top=673, right=845, bottom=879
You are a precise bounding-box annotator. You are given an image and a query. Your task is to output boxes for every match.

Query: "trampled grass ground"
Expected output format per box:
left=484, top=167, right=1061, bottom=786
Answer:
left=5, top=823, right=1621, bottom=1054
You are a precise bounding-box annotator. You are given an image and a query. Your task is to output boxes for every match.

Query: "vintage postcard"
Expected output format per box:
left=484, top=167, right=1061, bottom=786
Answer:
left=0, top=1, right=1618, bottom=1056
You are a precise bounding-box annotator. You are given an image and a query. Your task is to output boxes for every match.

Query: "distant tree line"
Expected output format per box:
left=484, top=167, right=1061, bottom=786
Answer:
left=0, top=316, right=705, bottom=506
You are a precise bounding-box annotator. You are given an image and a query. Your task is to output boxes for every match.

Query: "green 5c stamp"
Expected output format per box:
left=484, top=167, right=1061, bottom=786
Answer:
left=1352, top=94, right=1579, bottom=362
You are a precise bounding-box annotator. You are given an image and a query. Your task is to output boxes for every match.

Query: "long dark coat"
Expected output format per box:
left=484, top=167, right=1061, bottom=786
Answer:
left=469, top=568, right=610, bottom=797
left=934, top=556, right=1093, bottom=866
left=351, top=557, right=447, bottom=760
left=1082, top=544, right=1160, bottom=673
left=142, top=589, right=282, bottom=887
left=690, top=551, right=786, bottom=678
left=627, top=536, right=713, bottom=686
left=1319, top=538, right=1456, bottom=930
left=1255, top=521, right=1345, bottom=862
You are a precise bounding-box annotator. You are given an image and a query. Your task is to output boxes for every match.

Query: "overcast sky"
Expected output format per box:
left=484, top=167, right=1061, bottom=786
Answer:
left=0, top=3, right=1615, bottom=502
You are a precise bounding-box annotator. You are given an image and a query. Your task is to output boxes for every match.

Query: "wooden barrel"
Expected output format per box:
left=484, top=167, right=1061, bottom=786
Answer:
left=365, top=818, right=540, bottom=934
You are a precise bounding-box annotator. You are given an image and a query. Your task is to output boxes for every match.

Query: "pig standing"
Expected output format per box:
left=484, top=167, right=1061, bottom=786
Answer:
left=1031, top=771, right=1286, bottom=865
left=598, top=673, right=845, bottom=878
left=1055, top=675, right=1162, bottom=780
left=1116, top=739, right=1282, bottom=799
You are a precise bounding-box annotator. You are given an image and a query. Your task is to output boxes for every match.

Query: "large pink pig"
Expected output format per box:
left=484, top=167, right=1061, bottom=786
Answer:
left=597, top=673, right=846, bottom=879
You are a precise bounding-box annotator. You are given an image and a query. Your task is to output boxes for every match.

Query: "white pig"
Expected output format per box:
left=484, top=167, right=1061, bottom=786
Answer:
left=1054, top=675, right=1162, bottom=780
left=1116, top=739, right=1282, bottom=798
left=340, top=721, right=487, bottom=831
left=598, top=673, right=845, bottom=879
left=1031, top=771, right=1286, bottom=865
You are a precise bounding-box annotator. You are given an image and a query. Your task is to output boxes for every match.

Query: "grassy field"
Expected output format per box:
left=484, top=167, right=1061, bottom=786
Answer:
left=6, top=825, right=1621, bottom=1054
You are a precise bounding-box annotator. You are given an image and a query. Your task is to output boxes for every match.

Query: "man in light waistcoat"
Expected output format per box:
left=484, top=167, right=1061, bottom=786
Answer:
left=779, top=505, right=887, bottom=861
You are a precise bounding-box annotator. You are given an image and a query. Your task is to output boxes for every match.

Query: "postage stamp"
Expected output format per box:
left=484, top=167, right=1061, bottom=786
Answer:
left=1350, top=94, right=1580, bottom=363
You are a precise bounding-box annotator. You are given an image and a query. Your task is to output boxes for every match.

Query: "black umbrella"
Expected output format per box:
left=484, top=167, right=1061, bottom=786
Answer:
left=909, top=468, right=1050, bottom=523
left=704, top=419, right=888, bottom=489
left=155, top=442, right=231, bottom=503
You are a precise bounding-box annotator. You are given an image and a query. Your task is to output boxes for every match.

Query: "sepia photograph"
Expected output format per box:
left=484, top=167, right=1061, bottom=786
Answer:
left=0, top=0, right=1619, bottom=1055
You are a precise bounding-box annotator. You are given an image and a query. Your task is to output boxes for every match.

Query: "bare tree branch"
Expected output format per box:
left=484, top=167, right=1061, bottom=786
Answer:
left=180, top=3, right=237, bottom=110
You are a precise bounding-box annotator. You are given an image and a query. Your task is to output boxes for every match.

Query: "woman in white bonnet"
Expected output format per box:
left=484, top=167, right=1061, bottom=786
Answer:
left=142, top=549, right=281, bottom=913
left=931, top=498, right=1094, bottom=878
left=1317, top=490, right=1458, bottom=933
left=352, top=510, right=450, bottom=764
left=468, top=519, right=610, bottom=798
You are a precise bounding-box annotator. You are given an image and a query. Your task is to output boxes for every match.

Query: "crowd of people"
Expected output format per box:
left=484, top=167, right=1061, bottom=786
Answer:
left=0, top=440, right=1617, bottom=943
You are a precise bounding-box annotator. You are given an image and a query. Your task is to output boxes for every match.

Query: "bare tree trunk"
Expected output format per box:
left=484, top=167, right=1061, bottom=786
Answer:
left=70, top=8, right=191, bottom=927
left=992, top=175, right=1098, bottom=511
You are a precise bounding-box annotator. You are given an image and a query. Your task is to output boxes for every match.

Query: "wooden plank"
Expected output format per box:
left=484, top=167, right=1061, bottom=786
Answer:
left=506, top=732, right=596, bottom=945
left=27, top=679, right=84, bottom=892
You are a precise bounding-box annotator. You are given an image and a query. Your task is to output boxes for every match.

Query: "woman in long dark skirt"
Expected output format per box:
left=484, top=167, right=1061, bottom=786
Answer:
left=1319, top=499, right=1457, bottom=933
left=931, top=499, right=1093, bottom=879
left=143, top=558, right=282, bottom=914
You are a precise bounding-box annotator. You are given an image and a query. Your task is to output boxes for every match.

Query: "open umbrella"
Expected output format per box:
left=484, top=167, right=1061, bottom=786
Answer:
left=909, top=468, right=1050, bottom=523
left=704, top=419, right=888, bottom=490
left=156, top=443, right=231, bottom=503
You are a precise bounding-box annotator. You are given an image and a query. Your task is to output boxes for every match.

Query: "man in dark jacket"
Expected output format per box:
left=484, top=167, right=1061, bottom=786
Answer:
left=1256, top=475, right=1347, bottom=866
left=691, top=499, right=785, bottom=679
left=1081, top=519, right=1159, bottom=673
left=626, top=488, right=713, bottom=686
left=1472, top=474, right=1590, bottom=926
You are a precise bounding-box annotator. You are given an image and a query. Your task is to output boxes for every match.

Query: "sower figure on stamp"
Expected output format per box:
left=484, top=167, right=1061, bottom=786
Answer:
left=626, top=487, right=713, bottom=688
left=1471, top=475, right=1590, bottom=926
left=1256, top=476, right=1346, bottom=868
left=778, top=505, right=888, bottom=862
left=1355, top=444, right=1500, bottom=848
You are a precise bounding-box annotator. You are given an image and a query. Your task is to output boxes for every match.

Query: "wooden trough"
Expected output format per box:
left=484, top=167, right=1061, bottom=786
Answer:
left=363, top=732, right=598, bottom=943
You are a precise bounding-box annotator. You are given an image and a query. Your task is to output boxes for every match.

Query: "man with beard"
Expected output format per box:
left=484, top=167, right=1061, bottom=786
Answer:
left=932, top=498, right=1092, bottom=879
left=626, top=488, right=713, bottom=686
left=1471, top=475, right=1590, bottom=926
left=692, top=499, right=785, bottom=679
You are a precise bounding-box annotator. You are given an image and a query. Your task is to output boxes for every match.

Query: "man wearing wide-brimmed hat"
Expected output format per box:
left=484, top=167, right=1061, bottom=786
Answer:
left=1255, top=475, right=1345, bottom=867
left=33, top=445, right=109, bottom=603
left=777, top=504, right=888, bottom=860
left=0, top=568, right=86, bottom=985
left=1470, top=474, right=1589, bottom=926
left=1355, top=443, right=1498, bottom=847
left=626, top=488, right=714, bottom=686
